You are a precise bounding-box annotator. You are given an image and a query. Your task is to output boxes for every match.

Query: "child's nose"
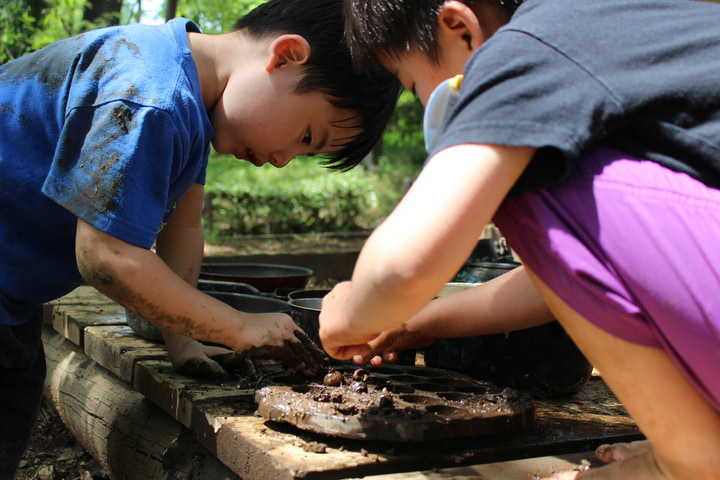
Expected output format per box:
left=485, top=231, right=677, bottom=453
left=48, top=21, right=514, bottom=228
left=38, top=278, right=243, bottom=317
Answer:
left=270, top=153, right=292, bottom=169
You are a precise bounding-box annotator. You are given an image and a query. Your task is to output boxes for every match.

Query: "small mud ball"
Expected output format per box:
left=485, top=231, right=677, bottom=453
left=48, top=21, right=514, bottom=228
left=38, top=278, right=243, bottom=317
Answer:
left=349, top=381, right=368, bottom=393
left=323, top=368, right=344, bottom=386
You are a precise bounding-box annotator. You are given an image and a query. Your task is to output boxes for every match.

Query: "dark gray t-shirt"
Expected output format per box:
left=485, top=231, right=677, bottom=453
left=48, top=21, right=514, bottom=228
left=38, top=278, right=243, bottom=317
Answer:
left=433, top=0, right=720, bottom=197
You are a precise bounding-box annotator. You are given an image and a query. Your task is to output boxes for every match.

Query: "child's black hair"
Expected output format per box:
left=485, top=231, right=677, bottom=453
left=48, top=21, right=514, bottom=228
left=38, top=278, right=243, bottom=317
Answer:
left=233, top=0, right=400, bottom=171
left=344, top=0, right=524, bottom=74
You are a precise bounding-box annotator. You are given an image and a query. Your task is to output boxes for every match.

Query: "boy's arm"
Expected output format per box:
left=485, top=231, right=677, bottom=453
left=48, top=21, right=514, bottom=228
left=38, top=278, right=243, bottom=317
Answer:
left=75, top=185, right=326, bottom=375
left=153, top=183, right=242, bottom=378
left=319, top=144, right=535, bottom=360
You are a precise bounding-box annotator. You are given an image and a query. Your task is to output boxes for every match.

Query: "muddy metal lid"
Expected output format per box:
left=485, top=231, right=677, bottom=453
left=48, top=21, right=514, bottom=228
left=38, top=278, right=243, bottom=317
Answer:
left=255, top=365, right=536, bottom=442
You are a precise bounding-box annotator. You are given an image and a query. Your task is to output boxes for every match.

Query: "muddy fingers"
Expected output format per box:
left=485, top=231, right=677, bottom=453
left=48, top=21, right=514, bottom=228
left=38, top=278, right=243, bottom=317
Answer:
left=241, top=330, right=328, bottom=376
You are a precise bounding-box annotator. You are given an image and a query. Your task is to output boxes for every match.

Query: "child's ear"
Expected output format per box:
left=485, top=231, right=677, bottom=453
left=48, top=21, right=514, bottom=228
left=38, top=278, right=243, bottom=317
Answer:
left=437, top=1, right=484, bottom=52
left=266, top=34, right=311, bottom=72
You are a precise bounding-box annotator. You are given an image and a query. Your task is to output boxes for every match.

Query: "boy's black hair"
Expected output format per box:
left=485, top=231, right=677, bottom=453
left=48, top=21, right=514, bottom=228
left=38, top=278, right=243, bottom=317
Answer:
left=344, top=0, right=524, bottom=73
left=234, top=0, right=400, bottom=171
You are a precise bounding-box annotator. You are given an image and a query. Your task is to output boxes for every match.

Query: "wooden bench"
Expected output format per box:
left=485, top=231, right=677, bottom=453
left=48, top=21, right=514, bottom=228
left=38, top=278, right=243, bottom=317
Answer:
left=43, top=285, right=643, bottom=480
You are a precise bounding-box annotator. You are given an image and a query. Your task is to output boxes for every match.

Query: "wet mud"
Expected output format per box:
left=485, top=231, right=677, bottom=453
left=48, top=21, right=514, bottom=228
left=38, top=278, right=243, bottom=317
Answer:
left=255, top=365, right=536, bottom=442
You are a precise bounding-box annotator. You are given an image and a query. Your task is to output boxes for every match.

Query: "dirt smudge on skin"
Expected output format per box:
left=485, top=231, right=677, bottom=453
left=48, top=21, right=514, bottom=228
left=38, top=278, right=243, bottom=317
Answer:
left=242, top=330, right=329, bottom=377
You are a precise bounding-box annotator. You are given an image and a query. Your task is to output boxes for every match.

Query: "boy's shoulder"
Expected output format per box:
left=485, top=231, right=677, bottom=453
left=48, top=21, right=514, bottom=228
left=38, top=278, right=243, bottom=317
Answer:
left=67, top=18, right=200, bottom=110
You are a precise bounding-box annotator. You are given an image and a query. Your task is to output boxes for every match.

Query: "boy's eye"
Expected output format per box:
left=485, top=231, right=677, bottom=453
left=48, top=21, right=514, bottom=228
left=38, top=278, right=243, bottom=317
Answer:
left=302, top=129, right=312, bottom=145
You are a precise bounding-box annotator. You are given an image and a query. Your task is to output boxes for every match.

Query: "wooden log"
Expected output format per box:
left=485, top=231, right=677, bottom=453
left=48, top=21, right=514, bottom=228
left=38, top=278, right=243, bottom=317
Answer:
left=42, top=325, right=239, bottom=480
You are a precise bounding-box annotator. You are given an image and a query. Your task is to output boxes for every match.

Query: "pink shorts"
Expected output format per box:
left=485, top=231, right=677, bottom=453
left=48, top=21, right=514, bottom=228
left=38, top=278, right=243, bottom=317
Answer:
left=494, top=146, right=720, bottom=411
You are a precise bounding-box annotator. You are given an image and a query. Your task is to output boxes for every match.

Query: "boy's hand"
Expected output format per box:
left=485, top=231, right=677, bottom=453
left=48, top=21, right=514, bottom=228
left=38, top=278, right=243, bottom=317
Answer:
left=167, top=338, right=260, bottom=380
left=237, top=313, right=329, bottom=376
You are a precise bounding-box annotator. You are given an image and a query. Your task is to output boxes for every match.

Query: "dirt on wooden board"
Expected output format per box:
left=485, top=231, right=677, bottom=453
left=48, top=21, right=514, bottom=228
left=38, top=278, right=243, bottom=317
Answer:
left=15, top=233, right=367, bottom=480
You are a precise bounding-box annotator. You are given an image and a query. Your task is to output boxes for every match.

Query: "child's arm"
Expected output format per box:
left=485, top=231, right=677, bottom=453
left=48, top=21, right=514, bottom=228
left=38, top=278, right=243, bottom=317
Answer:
left=348, top=265, right=555, bottom=366
left=153, top=183, right=244, bottom=378
left=319, top=143, right=535, bottom=360
left=75, top=185, right=325, bottom=375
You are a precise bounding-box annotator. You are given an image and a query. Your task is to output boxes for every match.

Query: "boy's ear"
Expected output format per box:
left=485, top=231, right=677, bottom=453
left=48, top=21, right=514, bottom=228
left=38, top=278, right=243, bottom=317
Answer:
left=266, top=34, right=311, bottom=72
left=437, top=1, right=484, bottom=52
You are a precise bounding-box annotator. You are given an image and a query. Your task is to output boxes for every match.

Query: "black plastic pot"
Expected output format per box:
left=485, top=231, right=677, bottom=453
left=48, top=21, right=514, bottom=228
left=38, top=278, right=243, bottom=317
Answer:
left=199, top=263, right=313, bottom=293
left=197, top=279, right=261, bottom=296
left=424, top=321, right=592, bottom=397
left=287, top=289, right=331, bottom=301
left=427, top=240, right=593, bottom=397
left=288, top=298, right=323, bottom=346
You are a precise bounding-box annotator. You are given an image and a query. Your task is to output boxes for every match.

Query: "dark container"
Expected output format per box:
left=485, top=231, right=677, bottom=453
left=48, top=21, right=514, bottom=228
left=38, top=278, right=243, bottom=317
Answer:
left=287, top=289, right=331, bottom=301
left=197, top=278, right=261, bottom=295
left=424, top=321, right=592, bottom=397
left=207, top=291, right=291, bottom=314
left=288, top=298, right=323, bottom=346
left=427, top=239, right=593, bottom=397
left=199, top=263, right=313, bottom=293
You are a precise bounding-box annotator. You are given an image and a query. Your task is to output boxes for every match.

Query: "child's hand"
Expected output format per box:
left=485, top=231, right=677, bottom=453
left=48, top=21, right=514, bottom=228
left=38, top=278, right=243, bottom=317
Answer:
left=318, top=282, right=374, bottom=360
left=237, top=312, right=329, bottom=376
left=168, top=339, right=258, bottom=380
left=351, top=322, right=437, bottom=367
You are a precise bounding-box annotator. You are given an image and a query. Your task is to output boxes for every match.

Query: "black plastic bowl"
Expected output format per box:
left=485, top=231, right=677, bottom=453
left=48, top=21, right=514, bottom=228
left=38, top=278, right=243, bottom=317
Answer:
left=424, top=321, right=593, bottom=397
left=199, top=263, right=313, bottom=292
left=287, top=289, right=331, bottom=301
left=288, top=298, right=323, bottom=346
left=207, top=291, right=291, bottom=314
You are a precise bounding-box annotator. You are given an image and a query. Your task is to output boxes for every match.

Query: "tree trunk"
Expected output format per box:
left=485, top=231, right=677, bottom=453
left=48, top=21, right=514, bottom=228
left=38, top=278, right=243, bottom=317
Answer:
left=164, top=0, right=178, bottom=21
left=83, top=0, right=122, bottom=26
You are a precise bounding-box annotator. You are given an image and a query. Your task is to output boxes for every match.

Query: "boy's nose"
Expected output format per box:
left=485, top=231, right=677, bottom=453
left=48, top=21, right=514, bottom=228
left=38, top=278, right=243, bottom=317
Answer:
left=270, top=153, right=292, bottom=169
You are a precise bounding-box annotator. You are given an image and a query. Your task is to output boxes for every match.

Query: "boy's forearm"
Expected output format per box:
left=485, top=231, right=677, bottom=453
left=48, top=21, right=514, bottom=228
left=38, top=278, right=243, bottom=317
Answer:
left=75, top=219, right=248, bottom=351
left=153, top=192, right=206, bottom=347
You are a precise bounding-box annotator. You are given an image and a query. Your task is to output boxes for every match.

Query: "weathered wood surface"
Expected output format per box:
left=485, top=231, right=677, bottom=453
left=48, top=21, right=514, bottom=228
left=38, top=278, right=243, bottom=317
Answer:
left=348, top=452, right=595, bottom=480
left=47, top=285, right=126, bottom=347
left=42, top=326, right=240, bottom=480
left=45, top=285, right=644, bottom=480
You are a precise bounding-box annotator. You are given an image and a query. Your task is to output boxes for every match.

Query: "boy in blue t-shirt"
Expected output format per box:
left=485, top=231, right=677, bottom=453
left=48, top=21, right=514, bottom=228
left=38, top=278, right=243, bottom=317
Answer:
left=0, top=0, right=398, bottom=475
left=320, top=1, right=720, bottom=479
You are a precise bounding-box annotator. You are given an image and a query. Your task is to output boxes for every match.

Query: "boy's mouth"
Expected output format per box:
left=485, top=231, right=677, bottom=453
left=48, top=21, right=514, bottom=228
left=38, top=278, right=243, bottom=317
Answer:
left=238, top=148, right=263, bottom=167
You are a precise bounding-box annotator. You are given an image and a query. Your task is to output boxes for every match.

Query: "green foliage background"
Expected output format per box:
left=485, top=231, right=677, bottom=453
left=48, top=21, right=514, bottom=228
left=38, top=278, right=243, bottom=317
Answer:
left=1, top=0, right=427, bottom=240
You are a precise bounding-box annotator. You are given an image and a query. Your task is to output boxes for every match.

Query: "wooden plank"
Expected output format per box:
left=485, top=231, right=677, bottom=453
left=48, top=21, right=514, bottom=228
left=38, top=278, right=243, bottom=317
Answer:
left=192, top=403, right=383, bottom=480
left=55, top=309, right=127, bottom=347
left=84, top=325, right=168, bottom=382
left=189, top=377, right=642, bottom=480
left=133, top=358, right=257, bottom=428
left=347, top=452, right=595, bottom=480
left=50, top=285, right=127, bottom=346
left=49, top=285, right=117, bottom=307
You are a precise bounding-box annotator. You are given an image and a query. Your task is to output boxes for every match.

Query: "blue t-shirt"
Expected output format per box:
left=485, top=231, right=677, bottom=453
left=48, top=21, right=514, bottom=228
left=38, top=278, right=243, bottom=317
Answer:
left=434, top=0, right=720, bottom=197
left=0, top=18, right=213, bottom=324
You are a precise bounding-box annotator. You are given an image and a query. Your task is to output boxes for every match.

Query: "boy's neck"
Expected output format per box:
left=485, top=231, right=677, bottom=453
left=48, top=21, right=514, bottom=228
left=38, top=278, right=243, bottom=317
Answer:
left=187, top=31, right=255, bottom=112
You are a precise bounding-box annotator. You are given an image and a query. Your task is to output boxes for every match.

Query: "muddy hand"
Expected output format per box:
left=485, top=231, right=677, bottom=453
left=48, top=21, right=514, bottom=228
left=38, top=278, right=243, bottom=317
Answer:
left=208, top=351, right=266, bottom=380
left=241, top=329, right=329, bottom=376
left=170, top=341, right=242, bottom=380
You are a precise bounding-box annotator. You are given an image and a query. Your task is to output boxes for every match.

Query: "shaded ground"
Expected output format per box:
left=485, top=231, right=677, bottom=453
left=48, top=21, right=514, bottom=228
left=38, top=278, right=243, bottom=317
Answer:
left=16, top=400, right=108, bottom=480
left=15, top=233, right=367, bottom=480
